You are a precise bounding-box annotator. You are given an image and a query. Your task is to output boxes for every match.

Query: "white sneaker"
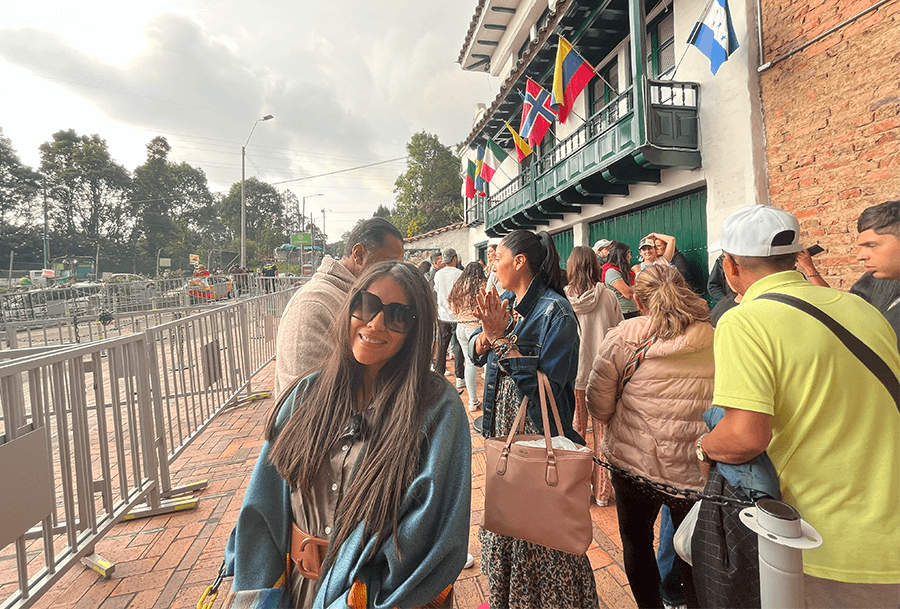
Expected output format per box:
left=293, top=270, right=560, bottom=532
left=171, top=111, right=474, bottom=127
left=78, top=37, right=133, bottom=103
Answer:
left=464, top=553, right=475, bottom=569
left=456, top=379, right=466, bottom=389
left=468, top=401, right=481, bottom=412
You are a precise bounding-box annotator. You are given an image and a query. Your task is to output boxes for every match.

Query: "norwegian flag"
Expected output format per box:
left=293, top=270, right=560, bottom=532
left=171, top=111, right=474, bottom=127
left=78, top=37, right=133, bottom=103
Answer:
left=519, top=78, right=557, bottom=149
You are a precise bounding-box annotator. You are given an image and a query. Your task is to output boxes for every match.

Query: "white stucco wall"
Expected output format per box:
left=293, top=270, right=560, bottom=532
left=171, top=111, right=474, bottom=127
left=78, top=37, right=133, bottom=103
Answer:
left=405, top=228, right=473, bottom=264
left=460, top=0, right=767, bottom=272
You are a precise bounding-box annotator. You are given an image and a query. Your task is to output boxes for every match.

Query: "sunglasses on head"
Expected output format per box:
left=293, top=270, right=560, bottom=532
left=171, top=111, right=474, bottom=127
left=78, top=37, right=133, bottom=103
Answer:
left=350, top=290, right=418, bottom=334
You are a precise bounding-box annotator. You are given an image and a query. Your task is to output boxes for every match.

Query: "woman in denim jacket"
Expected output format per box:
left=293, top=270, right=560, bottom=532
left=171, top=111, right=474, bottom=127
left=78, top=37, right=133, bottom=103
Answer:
left=469, top=229, right=598, bottom=609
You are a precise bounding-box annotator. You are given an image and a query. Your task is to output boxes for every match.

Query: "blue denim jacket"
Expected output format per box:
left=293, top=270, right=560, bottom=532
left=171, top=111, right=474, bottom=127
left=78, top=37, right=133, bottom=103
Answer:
left=469, top=277, right=584, bottom=444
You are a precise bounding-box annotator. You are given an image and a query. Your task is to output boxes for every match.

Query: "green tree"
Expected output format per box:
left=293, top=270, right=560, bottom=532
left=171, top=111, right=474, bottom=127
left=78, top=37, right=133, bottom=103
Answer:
left=39, top=129, right=131, bottom=258
left=219, top=178, right=287, bottom=263
left=130, top=136, right=216, bottom=273
left=392, top=131, right=463, bottom=236
left=0, top=128, right=42, bottom=239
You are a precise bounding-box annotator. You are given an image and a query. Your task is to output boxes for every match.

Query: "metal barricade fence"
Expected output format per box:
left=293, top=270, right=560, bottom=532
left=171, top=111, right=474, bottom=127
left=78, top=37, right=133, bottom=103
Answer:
left=0, top=275, right=305, bottom=326
left=0, top=335, right=161, bottom=609
left=1, top=306, right=221, bottom=351
left=0, top=287, right=299, bottom=609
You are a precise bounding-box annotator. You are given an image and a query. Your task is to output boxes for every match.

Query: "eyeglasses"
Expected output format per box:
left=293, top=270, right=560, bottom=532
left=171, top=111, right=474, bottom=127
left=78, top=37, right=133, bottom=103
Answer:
left=350, top=290, right=418, bottom=334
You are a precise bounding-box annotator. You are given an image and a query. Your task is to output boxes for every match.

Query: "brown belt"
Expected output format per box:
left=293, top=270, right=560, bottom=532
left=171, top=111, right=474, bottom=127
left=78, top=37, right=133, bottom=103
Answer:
left=290, top=522, right=330, bottom=580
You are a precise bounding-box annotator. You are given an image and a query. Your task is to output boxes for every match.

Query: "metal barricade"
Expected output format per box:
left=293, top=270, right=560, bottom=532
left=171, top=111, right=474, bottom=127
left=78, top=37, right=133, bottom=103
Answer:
left=0, top=336, right=160, bottom=609
left=0, top=287, right=299, bottom=609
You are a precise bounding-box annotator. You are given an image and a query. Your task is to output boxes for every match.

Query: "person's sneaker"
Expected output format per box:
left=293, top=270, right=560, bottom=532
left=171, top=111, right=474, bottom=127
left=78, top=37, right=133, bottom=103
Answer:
left=464, top=553, right=475, bottom=569
left=456, top=379, right=466, bottom=389
left=468, top=401, right=481, bottom=412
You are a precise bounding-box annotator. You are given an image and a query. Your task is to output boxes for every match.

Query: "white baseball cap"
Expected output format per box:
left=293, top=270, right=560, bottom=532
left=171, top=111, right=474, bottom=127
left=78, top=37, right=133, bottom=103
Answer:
left=593, top=238, right=613, bottom=251
left=709, top=205, right=804, bottom=256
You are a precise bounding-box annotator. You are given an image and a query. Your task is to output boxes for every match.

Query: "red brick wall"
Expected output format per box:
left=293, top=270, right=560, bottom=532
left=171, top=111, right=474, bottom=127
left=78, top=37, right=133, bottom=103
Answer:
left=761, top=0, right=899, bottom=289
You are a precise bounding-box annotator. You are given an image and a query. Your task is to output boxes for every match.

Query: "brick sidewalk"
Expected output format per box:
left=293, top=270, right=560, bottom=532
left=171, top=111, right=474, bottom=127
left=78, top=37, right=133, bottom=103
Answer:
left=24, top=358, right=638, bottom=609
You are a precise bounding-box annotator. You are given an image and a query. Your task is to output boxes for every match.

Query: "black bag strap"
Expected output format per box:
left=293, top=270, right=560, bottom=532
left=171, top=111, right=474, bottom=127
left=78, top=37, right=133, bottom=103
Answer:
left=756, top=292, right=899, bottom=411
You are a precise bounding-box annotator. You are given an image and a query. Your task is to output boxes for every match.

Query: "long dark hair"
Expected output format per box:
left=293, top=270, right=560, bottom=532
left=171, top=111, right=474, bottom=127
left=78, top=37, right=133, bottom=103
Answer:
left=566, top=245, right=603, bottom=297
left=501, top=230, right=566, bottom=296
left=265, top=261, right=442, bottom=563
left=606, top=242, right=633, bottom=286
left=447, top=261, right=487, bottom=314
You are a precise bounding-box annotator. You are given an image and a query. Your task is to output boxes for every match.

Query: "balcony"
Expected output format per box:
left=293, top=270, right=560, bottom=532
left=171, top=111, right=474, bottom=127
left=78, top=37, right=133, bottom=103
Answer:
left=484, top=78, right=701, bottom=236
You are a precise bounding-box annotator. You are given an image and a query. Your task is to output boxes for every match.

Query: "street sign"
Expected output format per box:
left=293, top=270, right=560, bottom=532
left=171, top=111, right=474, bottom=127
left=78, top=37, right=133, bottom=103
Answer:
left=189, top=254, right=200, bottom=266
left=291, top=233, right=312, bottom=246
left=159, top=258, right=171, bottom=267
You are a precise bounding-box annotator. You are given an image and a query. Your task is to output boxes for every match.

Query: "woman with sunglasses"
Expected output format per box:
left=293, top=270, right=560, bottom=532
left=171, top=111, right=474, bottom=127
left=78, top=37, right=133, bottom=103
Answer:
left=470, top=230, right=599, bottom=609
left=227, top=261, right=472, bottom=608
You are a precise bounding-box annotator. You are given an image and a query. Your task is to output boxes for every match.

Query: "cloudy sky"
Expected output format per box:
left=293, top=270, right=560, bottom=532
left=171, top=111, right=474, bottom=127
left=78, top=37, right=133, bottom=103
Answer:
left=0, top=0, right=499, bottom=238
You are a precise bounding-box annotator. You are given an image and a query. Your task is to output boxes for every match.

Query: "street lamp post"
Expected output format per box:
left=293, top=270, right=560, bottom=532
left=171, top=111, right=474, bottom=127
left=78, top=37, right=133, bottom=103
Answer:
left=321, top=209, right=328, bottom=258
left=301, top=193, right=323, bottom=275
left=240, top=114, right=274, bottom=269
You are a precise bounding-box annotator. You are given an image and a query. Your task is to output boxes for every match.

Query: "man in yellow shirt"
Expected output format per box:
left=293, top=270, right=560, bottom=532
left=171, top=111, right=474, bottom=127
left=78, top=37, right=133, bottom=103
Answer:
left=699, top=205, right=900, bottom=608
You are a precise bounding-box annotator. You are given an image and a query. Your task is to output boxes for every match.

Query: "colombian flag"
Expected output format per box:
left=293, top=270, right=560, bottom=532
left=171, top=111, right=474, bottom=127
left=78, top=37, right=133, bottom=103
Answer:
left=552, top=36, right=595, bottom=124
left=505, top=122, right=532, bottom=162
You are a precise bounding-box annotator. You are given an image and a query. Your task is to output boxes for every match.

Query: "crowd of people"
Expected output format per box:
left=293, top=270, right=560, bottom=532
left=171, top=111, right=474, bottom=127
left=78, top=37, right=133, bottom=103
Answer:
left=223, top=201, right=899, bottom=609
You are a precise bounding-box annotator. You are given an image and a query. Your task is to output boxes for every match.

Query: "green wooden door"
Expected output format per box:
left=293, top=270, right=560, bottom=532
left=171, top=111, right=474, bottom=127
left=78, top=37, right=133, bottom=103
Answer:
left=588, top=189, right=708, bottom=295
left=552, top=229, right=574, bottom=269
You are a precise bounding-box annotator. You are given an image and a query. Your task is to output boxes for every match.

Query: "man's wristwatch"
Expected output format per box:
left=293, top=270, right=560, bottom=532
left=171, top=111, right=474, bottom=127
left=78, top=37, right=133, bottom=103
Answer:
left=695, top=434, right=711, bottom=463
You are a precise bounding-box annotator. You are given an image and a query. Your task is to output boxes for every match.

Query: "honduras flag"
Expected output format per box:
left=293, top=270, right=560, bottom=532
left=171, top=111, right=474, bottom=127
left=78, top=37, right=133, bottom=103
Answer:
left=687, top=0, right=739, bottom=75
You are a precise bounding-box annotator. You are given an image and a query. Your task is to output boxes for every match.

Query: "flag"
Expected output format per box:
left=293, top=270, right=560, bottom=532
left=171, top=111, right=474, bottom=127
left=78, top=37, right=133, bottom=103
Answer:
left=505, top=122, right=533, bottom=161
left=480, top=139, right=508, bottom=184
left=687, top=0, right=739, bottom=75
left=464, top=159, right=477, bottom=199
left=474, top=145, right=487, bottom=195
left=552, top=36, right=595, bottom=124
left=519, top=78, right=556, bottom=148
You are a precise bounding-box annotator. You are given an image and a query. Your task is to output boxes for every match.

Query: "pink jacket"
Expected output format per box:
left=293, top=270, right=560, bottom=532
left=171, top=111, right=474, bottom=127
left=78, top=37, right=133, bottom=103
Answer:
left=565, top=283, right=623, bottom=391
left=585, top=316, right=714, bottom=490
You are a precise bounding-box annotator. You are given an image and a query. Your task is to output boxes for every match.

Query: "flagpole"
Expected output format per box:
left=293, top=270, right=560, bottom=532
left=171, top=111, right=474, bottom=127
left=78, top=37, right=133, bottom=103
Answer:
left=668, top=0, right=716, bottom=80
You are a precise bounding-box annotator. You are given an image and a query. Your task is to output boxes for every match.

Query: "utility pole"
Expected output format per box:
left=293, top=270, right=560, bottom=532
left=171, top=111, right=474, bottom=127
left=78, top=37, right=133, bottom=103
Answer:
left=301, top=194, right=323, bottom=275
left=42, top=176, right=49, bottom=269
left=240, top=115, right=274, bottom=268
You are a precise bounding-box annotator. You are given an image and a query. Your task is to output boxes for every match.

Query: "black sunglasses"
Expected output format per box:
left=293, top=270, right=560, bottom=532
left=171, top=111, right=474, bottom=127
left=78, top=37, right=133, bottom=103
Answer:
left=350, top=290, right=418, bottom=334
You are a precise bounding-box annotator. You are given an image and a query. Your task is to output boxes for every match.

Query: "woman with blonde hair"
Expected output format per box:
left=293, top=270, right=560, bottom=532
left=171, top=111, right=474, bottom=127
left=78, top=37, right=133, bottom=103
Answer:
left=565, top=245, right=623, bottom=505
left=586, top=264, right=714, bottom=609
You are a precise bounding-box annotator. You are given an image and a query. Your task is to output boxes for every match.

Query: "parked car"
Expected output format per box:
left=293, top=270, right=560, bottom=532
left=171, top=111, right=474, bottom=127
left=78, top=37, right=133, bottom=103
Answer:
left=102, top=274, right=155, bottom=312
left=186, top=276, right=235, bottom=303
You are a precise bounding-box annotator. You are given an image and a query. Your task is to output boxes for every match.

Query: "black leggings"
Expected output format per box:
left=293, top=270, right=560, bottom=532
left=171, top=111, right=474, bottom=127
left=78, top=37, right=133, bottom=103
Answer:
left=611, top=471, right=699, bottom=609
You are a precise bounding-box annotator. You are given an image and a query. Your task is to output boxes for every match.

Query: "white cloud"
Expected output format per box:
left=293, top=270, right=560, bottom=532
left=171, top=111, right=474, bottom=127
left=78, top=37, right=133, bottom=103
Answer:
left=0, top=0, right=489, bottom=237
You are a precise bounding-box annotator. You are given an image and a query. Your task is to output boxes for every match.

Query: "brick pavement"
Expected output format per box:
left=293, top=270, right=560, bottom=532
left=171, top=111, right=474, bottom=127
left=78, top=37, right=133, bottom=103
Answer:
left=23, top=356, right=640, bottom=609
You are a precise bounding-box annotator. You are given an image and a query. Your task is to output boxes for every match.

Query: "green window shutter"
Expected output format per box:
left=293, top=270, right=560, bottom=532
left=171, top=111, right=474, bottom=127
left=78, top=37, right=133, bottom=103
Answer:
left=588, top=188, right=708, bottom=297
left=552, top=229, right=574, bottom=269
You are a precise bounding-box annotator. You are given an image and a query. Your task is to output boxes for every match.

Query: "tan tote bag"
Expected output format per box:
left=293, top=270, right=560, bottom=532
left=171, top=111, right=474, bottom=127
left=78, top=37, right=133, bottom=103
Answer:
left=482, top=370, right=593, bottom=555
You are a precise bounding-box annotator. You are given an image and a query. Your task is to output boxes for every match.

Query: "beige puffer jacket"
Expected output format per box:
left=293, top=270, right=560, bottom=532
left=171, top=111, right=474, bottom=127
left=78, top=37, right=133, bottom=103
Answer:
left=565, top=283, right=623, bottom=391
left=585, top=315, right=714, bottom=490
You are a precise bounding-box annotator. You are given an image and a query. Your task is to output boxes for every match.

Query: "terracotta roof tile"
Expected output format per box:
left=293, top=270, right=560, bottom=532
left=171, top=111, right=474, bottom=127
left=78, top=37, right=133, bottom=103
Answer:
left=463, top=0, right=575, bottom=148
left=457, top=0, right=489, bottom=65
left=405, top=223, right=467, bottom=243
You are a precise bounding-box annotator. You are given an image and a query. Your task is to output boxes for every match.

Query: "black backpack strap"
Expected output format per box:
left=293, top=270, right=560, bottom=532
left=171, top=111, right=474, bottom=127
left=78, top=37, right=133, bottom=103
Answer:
left=756, top=292, right=900, bottom=411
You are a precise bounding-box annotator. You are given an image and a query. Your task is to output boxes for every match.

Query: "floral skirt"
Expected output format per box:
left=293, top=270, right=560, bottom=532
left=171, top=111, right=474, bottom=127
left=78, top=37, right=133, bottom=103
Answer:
left=480, top=375, right=599, bottom=609
left=574, top=389, right=613, bottom=506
